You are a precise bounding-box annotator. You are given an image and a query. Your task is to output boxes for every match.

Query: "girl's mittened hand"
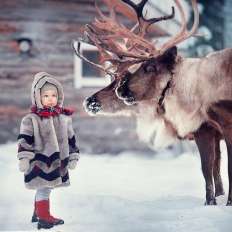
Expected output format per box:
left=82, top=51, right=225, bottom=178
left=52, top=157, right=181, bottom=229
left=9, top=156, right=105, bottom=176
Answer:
left=68, top=159, right=77, bottom=170
left=19, top=158, right=30, bottom=172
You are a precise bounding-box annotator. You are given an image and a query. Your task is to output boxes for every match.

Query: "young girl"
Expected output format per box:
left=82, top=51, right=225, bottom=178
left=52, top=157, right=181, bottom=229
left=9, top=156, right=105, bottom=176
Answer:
left=17, top=72, right=80, bottom=229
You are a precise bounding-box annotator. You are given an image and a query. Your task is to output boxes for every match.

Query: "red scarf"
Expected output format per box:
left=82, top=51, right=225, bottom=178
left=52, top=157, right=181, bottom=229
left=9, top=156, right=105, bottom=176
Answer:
left=31, top=105, right=74, bottom=118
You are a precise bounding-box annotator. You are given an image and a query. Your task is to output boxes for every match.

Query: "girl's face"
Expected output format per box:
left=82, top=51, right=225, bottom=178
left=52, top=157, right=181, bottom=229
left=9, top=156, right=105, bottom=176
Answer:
left=41, top=90, right=58, bottom=107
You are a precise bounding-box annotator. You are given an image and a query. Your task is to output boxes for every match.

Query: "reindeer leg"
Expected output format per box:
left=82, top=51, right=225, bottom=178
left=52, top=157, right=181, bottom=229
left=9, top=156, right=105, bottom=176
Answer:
left=194, top=124, right=216, bottom=205
left=224, top=139, right=232, bottom=205
left=208, top=100, right=232, bottom=205
left=213, top=132, right=225, bottom=197
left=218, top=132, right=232, bottom=205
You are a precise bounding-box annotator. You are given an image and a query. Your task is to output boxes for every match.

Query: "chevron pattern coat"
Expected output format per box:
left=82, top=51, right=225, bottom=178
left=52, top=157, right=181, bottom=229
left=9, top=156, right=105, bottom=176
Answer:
left=17, top=72, right=79, bottom=189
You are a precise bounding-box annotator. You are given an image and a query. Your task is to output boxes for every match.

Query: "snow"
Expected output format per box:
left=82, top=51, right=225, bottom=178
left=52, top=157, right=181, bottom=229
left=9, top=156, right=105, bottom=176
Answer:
left=0, top=142, right=232, bottom=232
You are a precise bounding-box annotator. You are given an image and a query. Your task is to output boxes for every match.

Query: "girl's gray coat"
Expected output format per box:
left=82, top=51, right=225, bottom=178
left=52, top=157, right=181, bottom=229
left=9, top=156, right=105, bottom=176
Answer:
left=18, top=72, right=79, bottom=189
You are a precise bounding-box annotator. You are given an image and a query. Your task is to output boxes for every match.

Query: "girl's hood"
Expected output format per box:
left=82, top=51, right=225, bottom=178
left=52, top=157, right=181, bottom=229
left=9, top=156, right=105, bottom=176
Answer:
left=31, top=72, right=64, bottom=108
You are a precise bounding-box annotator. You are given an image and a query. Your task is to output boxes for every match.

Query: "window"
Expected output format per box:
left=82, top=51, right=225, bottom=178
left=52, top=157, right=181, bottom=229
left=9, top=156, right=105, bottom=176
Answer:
left=74, top=43, right=110, bottom=88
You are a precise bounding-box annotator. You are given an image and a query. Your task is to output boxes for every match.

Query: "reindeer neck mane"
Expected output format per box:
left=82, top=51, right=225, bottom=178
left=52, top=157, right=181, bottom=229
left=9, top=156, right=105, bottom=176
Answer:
left=157, top=55, right=182, bottom=114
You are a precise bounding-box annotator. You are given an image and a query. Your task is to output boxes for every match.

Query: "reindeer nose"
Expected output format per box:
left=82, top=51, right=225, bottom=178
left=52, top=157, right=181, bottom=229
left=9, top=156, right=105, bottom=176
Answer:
left=83, top=95, right=102, bottom=114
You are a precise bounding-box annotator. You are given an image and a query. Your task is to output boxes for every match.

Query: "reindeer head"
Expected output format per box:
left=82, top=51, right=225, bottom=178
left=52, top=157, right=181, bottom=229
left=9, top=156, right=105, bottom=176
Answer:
left=74, top=0, right=199, bottom=113
left=115, top=0, right=199, bottom=105
left=116, top=46, right=178, bottom=105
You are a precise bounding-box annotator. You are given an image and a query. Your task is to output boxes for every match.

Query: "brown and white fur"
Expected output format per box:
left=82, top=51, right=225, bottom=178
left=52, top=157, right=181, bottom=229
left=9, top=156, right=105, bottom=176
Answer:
left=116, top=47, right=232, bottom=136
left=115, top=47, right=232, bottom=205
left=83, top=75, right=224, bottom=205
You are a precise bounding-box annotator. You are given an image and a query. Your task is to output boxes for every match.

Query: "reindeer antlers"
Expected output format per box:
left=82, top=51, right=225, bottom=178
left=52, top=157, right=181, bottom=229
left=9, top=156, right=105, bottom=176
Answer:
left=73, top=0, right=174, bottom=77
left=74, top=0, right=199, bottom=76
left=120, top=0, right=199, bottom=57
left=121, top=0, right=175, bottom=37
left=89, top=0, right=175, bottom=59
left=158, top=0, right=199, bottom=55
left=72, top=39, right=115, bottom=77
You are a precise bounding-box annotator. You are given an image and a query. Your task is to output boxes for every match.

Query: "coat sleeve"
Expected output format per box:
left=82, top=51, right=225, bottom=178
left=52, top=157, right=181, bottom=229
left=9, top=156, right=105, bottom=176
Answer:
left=67, top=117, right=80, bottom=161
left=17, top=116, right=35, bottom=160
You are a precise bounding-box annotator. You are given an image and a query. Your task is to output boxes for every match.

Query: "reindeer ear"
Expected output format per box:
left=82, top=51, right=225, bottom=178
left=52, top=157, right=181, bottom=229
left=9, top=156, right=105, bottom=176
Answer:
left=159, top=46, right=177, bottom=70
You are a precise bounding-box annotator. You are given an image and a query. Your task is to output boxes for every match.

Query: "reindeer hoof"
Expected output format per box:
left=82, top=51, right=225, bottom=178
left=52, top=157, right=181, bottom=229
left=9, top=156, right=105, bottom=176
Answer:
left=226, top=200, right=232, bottom=206
left=205, top=199, right=217, bottom=205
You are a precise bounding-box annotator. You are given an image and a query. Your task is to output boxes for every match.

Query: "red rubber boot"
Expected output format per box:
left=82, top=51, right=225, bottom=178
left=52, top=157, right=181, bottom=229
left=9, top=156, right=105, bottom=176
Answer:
left=47, top=200, right=64, bottom=226
left=35, top=200, right=54, bottom=229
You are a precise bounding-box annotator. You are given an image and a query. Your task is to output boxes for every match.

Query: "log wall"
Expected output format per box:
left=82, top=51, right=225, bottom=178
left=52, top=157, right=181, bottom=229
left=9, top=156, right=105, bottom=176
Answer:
left=0, top=0, right=98, bottom=78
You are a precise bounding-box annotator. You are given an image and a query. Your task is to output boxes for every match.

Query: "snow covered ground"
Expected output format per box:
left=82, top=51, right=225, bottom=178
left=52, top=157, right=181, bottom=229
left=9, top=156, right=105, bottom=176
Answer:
left=0, top=142, right=232, bottom=232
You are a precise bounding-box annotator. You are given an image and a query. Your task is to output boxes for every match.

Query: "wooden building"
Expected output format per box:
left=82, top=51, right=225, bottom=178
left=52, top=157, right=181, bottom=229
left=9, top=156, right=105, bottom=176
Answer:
left=0, top=0, right=227, bottom=154
left=0, top=0, right=176, bottom=152
left=0, top=0, right=177, bottom=83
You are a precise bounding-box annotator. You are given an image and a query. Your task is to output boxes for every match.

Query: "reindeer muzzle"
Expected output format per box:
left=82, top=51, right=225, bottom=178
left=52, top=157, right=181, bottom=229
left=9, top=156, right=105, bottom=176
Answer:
left=83, top=96, right=101, bottom=114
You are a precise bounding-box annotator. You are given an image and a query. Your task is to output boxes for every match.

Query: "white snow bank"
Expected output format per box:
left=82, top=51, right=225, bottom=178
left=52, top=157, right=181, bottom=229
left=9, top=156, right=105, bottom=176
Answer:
left=0, top=142, right=231, bottom=232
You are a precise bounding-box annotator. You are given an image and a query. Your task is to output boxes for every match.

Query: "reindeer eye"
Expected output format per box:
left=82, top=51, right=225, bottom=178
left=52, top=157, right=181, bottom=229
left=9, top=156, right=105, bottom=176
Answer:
left=144, top=64, right=156, bottom=73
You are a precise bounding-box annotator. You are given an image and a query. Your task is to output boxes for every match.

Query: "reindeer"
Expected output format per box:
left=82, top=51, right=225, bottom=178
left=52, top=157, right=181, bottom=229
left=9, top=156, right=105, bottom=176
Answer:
left=81, top=73, right=224, bottom=205
left=73, top=0, right=226, bottom=205
left=112, top=1, right=232, bottom=205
